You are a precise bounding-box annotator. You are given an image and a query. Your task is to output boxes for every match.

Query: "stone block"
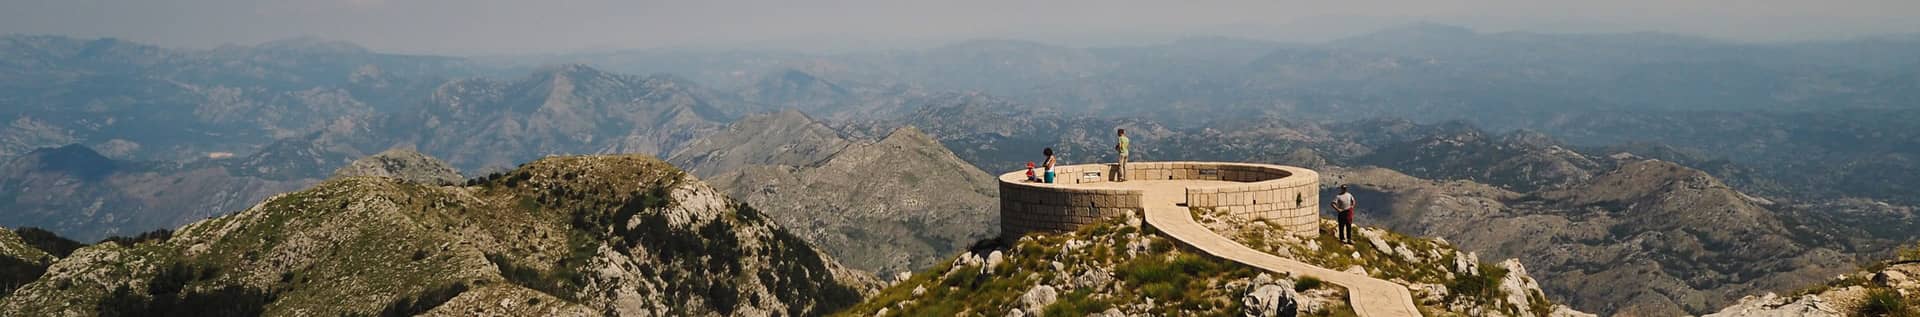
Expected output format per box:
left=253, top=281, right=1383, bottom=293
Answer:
left=1069, top=194, right=1092, bottom=207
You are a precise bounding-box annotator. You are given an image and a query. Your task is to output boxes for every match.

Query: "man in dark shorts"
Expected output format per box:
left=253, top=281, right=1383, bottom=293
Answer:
left=1115, top=129, right=1129, bottom=182
left=1331, top=185, right=1356, bottom=244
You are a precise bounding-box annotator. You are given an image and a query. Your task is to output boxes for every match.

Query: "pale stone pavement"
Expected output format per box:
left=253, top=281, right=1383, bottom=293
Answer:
left=1091, top=180, right=1424, bottom=317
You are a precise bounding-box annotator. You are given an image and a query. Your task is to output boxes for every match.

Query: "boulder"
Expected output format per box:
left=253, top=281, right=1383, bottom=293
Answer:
left=1496, top=259, right=1543, bottom=317
left=894, top=271, right=913, bottom=283
left=1253, top=273, right=1275, bottom=286
left=1408, top=283, right=1448, bottom=304
left=1454, top=251, right=1480, bottom=275
left=1873, top=263, right=1919, bottom=289
left=1073, top=269, right=1114, bottom=291
left=1701, top=293, right=1842, bottom=317
left=1392, top=244, right=1421, bottom=263
left=1362, top=229, right=1393, bottom=255
left=1242, top=282, right=1299, bottom=317
left=1548, top=305, right=1598, bottom=317
left=1020, top=285, right=1058, bottom=315
left=986, top=250, right=1007, bottom=274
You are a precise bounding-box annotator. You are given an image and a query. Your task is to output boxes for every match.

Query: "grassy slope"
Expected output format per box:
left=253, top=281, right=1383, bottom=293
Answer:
left=840, top=219, right=1361, bottom=317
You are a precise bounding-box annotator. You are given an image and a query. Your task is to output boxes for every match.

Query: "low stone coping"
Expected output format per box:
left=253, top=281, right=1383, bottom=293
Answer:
left=997, top=161, right=1322, bottom=238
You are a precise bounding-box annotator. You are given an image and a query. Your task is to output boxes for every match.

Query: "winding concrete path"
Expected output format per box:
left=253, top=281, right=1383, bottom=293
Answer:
left=1088, top=180, right=1423, bottom=317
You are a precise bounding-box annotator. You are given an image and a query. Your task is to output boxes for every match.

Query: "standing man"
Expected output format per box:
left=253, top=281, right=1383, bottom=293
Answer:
left=1115, top=128, right=1130, bottom=182
left=1331, top=185, right=1357, bottom=244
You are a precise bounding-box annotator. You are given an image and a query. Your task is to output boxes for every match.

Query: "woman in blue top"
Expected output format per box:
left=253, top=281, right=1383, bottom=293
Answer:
left=1042, top=147, right=1057, bottom=183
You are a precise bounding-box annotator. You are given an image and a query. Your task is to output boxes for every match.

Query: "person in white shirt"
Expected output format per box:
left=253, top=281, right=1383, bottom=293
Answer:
left=1330, top=185, right=1357, bottom=244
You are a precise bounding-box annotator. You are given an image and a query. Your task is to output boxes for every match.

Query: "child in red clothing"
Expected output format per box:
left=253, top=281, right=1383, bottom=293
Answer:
left=1025, top=162, right=1042, bottom=182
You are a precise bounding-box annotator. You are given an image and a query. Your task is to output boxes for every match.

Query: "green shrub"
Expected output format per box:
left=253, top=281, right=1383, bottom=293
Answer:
left=1860, top=288, right=1915, bottom=317
left=96, top=262, right=277, bottom=317
left=1295, top=276, right=1323, bottom=292
left=1446, top=264, right=1509, bottom=303
left=485, top=253, right=578, bottom=301
left=1120, top=257, right=1177, bottom=285
left=99, top=229, right=173, bottom=247
left=13, top=227, right=83, bottom=257
left=1141, top=282, right=1181, bottom=301
left=1898, top=243, right=1920, bottom=262
left=1043, top=289, right=1112, bottom=317
left=1169, top=254, right=1219, bottom=275
left=0, top=255, right=48, bottom=298
left=376, top=282, right=469, bottom=317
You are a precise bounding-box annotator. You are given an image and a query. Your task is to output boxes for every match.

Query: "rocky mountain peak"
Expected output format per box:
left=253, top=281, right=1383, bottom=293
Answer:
left=1496, top=129, right=1564, bottom=149
left=3, top=154, right=876, bottom=316
left=7, top=144, right=117, bottom=181
left=254, top=36, right=372, bottom=55
left=680, top=115, right=996, bottom=277
left=228, top=138, right=353, bottom=180
left=740, top=70, right=854, bottom=109
left=533, top=64, right=617, bottom=84
left=876, top=126, right=940, bottom=148
left=329, top=148, right=463, bottom=185
left=1550, top=159, right=1739, bottom=206
left=665, top=110, right=848, bottom=176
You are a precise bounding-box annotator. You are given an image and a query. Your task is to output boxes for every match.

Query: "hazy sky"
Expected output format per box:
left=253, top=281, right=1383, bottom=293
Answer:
left=2, top=0, right=1917, bottom=55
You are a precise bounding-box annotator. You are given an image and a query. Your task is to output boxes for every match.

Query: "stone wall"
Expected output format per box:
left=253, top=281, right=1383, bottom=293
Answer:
left=1177, top=163, right=1321, bottom=237
left=997, top=162, right=1321, bottom=239
left=996, top=180, right=1143, bottom=240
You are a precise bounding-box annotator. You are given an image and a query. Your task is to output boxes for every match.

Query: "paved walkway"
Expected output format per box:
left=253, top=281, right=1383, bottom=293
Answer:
left=1104, top=180, right=1423, bottom=317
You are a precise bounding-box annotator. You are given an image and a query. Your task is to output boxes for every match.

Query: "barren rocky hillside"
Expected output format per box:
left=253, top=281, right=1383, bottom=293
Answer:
left=1329, top=160, right=1859, bottom=315
left=674, top=112, right=998, bottom=277
left=1706, top=245, right=1920, bottom=316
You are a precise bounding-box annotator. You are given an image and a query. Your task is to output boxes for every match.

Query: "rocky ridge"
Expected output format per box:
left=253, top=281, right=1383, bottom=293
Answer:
left=0, top=154, right=875, bottom=316
left=329, top=148, right=463, bottom=185
left=1705, top=246, right=1920, bottom=317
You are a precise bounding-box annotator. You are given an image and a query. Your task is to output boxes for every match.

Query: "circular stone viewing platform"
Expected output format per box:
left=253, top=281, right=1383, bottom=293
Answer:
left=997, top=161, right=1322, bottom=239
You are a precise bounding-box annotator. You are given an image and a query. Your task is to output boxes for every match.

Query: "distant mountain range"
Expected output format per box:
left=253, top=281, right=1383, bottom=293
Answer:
left=1, top=25, right=1917, bottom=315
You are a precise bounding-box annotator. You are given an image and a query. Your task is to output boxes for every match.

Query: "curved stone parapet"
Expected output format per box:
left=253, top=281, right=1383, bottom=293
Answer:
left=997, top=161, right=1321, bottom=239
left=1173, top=162, right=1321, bottom=237
left=996, top=168, right=1145, bottom=240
